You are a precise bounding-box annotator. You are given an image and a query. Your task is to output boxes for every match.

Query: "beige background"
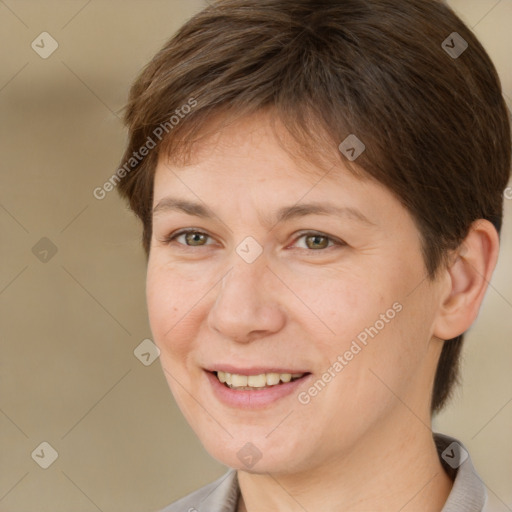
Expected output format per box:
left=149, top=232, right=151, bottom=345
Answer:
left=0, top=1, right=511, bottom=511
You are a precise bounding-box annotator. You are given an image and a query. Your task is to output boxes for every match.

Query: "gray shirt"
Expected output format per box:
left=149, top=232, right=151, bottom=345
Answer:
left=160, top=433, right=487, bottom=512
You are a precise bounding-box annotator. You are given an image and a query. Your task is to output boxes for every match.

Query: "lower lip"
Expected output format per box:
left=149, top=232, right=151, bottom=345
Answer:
left=205, top=371, right=311, bottom=409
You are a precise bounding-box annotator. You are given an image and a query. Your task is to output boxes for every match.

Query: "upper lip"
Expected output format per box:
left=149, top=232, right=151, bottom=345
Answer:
left=206, top=365, right=310, bottom=376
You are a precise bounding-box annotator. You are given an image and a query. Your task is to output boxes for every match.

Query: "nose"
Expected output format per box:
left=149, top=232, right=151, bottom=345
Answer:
left=207, top=255, right=287, bottom=344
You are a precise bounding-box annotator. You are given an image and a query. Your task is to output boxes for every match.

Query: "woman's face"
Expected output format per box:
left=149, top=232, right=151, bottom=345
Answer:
left=146, top=111, right=445, bottom=475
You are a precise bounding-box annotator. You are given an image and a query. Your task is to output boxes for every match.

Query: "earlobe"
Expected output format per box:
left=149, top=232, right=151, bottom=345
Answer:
left=433, top=219, right=500, bottom=341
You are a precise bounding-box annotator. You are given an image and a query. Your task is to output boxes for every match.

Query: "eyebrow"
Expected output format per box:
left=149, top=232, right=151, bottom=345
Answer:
left=152, top=197, right=375, bottom=227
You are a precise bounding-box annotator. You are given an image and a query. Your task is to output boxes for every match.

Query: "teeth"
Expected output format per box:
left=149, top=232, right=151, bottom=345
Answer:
left=266, top=373, right=280, bottom=385
left=247, top=374, right=267, bottom=388
left=231, top=374, right=248, bottom=387
left=215, top=371, right=306, bottom=389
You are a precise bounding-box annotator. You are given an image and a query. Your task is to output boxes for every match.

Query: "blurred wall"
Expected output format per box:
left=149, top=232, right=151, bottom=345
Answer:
left=0, top=1, right=511, bottom=511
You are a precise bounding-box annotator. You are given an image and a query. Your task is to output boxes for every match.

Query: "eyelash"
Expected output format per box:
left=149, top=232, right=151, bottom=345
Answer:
left=161, top=228, right=346, bottom=252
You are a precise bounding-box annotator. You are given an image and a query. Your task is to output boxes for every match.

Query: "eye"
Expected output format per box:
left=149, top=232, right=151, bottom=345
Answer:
left=161, top=229, right=345, bottom=252
left=292, top=231, right=345, bottom=251
left=163, top=229, right=215, bottom=247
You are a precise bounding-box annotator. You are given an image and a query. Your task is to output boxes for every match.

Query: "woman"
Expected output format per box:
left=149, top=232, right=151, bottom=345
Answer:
left=115, top=0, right=511, bottom=510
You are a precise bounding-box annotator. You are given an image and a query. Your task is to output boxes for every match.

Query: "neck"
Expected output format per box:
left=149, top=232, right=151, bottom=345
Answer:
left=237, top=412, right=453, bottom=512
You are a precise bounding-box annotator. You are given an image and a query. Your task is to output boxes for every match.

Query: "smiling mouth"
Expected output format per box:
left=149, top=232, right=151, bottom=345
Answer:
left=213, top=371, right=309, bottom=390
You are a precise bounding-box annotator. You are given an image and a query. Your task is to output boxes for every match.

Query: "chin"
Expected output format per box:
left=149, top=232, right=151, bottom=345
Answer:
left=198, top=431, right=311, bottom=475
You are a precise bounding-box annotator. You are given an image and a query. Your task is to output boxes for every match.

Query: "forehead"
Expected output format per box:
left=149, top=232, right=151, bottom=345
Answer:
left=150, top=111, right=426, bottom=262
left=151, top=111, right=410, bottom=238
left=156, top=109, right=361, bottom=185
left=154, top=123, right=366, bottom=219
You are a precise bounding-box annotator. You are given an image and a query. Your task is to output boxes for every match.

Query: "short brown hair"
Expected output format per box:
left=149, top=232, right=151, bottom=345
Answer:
left=117, top=0, right=511, bottom=413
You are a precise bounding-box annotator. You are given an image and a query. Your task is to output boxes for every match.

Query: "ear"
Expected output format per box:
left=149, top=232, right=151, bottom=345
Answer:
left=433, top=219, right=500, bottom=340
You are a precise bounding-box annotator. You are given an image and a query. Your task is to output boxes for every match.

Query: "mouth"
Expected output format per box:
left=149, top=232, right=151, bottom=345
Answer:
left=212, top=370, right=310, bottom=390
left=205, top=368, right=312, bottom=408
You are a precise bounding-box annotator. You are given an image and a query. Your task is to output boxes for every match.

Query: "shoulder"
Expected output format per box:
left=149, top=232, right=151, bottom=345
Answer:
left=157, top=469, right=239, bottom=512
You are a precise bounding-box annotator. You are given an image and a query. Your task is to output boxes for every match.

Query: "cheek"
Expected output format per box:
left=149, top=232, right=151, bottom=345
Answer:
left=146, top=263, right=204, bottom=362
left=331, top=288, right=437, bottom=412
left=300, top=261, right=432, bottom=401
left=287, top=267, right=391, bottom=352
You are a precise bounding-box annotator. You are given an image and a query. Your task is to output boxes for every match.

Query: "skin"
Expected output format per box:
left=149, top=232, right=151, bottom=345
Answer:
left=146, top=110, right=499, bottom=511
